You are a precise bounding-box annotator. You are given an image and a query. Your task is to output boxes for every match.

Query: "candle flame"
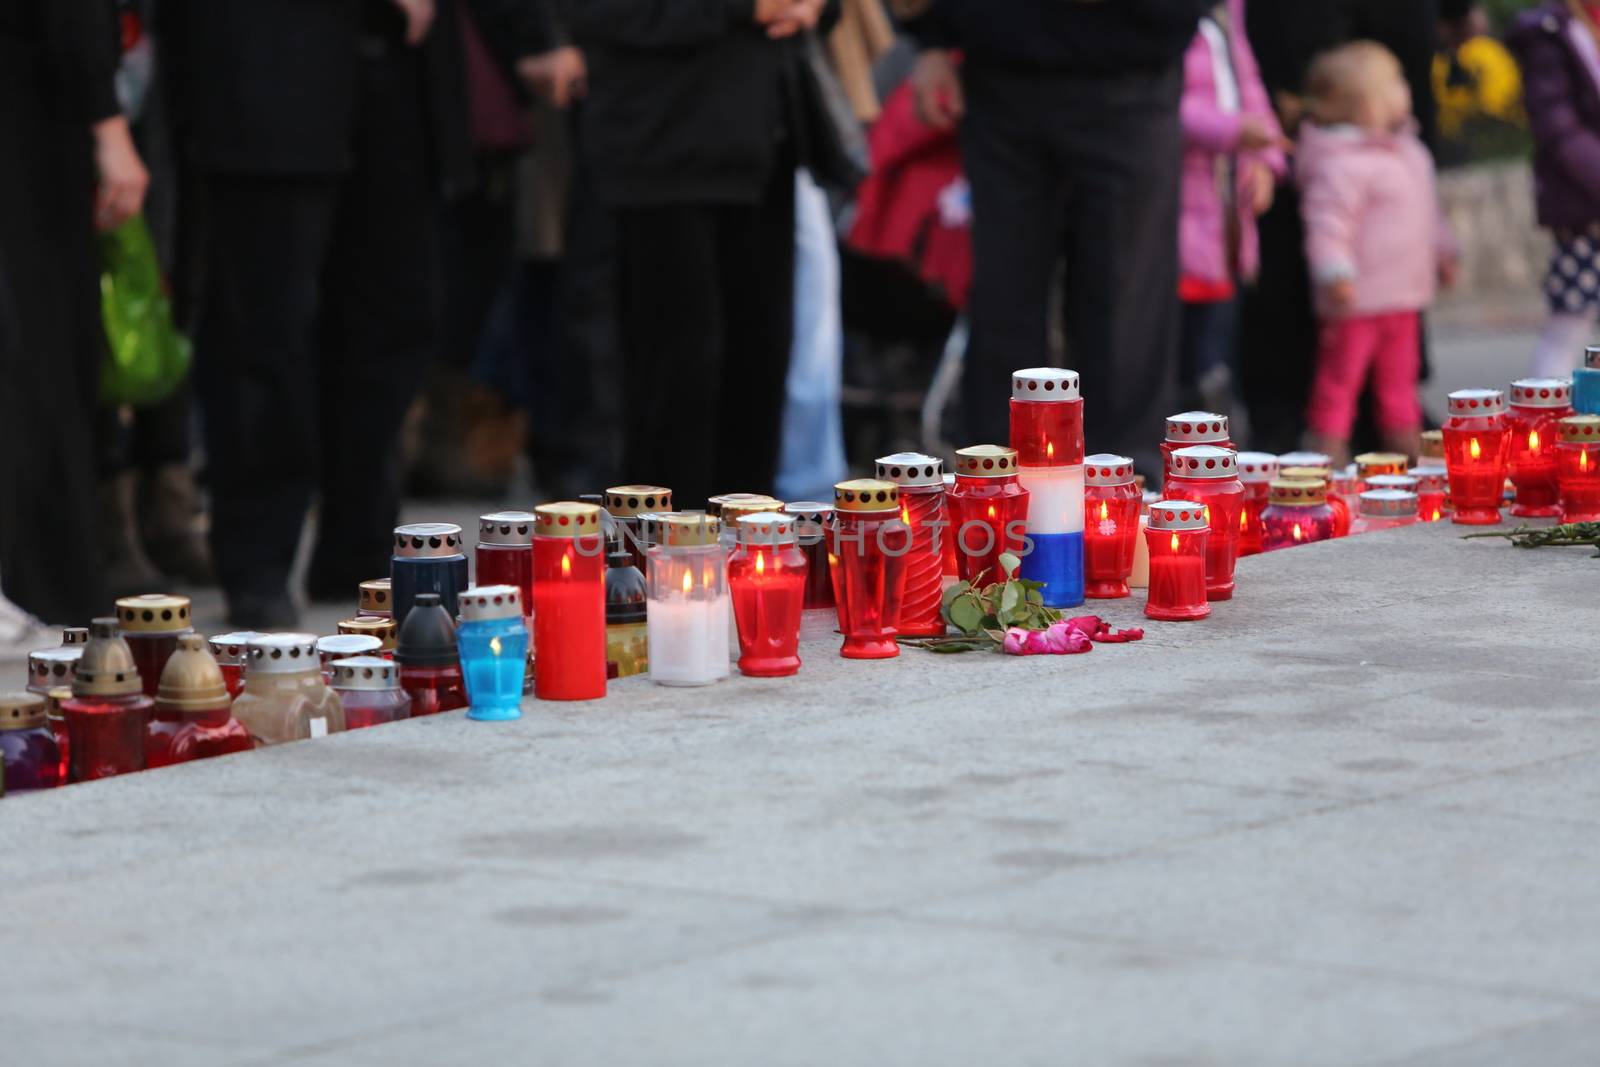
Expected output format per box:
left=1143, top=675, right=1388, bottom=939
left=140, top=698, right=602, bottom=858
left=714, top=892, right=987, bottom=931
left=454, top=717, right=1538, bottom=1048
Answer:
left=987, top=504, right=997, bottom=521
left=1046, top=440, right=1055, bottom=462
left=1529, top=429, right=1541, bottom=454
left=681, top=569, right=693, bottom=594
left=1099, top=500, right=1109, bottom=522
left=1239, top=507, right=1249, bottom=531
left=755, top=552, right=765, bottom=575
left=1469, top=437, right=1481, bottom=460
left=1169, top=532, right=1180, bottom=552
left=1430, top=507, right=1442, bottom=522
left=561, top=553, right=571, bottom=577
left=1584, top=450, right=1592, bottom=473
left=901, top=504, right=911, bottom=525
left=489, top=636, right=502, bottom=657
left=828, top=553, right=839, bottom=568
left=1292, top=522, right=1304, bottom=542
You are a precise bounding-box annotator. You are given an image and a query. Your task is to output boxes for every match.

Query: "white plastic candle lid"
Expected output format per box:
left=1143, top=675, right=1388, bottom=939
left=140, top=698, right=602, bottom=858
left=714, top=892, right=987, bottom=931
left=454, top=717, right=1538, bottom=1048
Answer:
left=1084, top=454, right=1135, bottom=486
left=1358, top=489, right=1418, bottom=518
left=329, top=655, right=401, bottom=691
left=1164, top=411, right=1228, bottom=444
left=1011, top=367, right=1080, bottom=401
left=1365, top=474, right=1419, bottom=492
left=1277, top=450, right=1332, bottom=469
left=1447, top=388, right=1506, bottom=418
left=1235, top=452, right=1279, bottom=483
left=1147, top=500, right=1209, bottom=531
left=458, top=585, right=524, bottom=623
left=316, top=634, right=382, bottom=660
left=1167, top=445, right=1238, bottom=480
left=247, top=633, right=319, bottom=674
left=1509, top=378, right=1571, bottom=408
left=874, top=452, right=943, bottom=487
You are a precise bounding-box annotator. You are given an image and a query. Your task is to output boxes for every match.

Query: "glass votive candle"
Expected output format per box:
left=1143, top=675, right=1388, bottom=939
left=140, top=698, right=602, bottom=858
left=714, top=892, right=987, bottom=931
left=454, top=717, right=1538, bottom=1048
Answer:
left=874, top=453, right=948, bottom=636
left=605, top=541, right=649, bottom=680
left=316, top=634, right=382, bottom=681
left=1572, top=344, right=1600, bottom=415
left=395, top=594, right=468, bottom=715
left=1083, top=455, right=1140, bottom=599
left=357, top=578, right=392, bottom=619
left=946, top=445, right=1029, bottom=586
left=207, top=631, right=261, bottom=701
left=1443, top=388, right=1512, bottom=525
left=457, top=585, right=530, bottom=720
left=1557, top=415, right=1600, bottom=522
left=61, top=618, right=154, bottom=781
left=233, top=634, right=346, bottom=744
left=1365, top=474, right=1419, bottom=494
left=1506, top=378, right=1573, bottom=518
left=531, top=502, right=608, bottom=701
left=1129, top=491, right=1159, bottom=590
left=831, top=480, right=911, bottom=659
left=1165, top=445, right=1244, bottom=601
left=728, top=512, right=807, bottom=677
left=45, top=686, right=71, bottom=784
left=27, top=646, right=81, bottom=699
left=1162, top=412, right=1232, bottom=472
left=115, top=593, right=193, bottom=698
left=605, top=486, right=673, bottom=574
left=783, top=501, right=836, bottom=612
left=1353, top=452, right=1410, bottom=493
left=940, top=474, right=959, bottom=577
left=1235, top=452, right=1279, bottom=557
left=1009, top=367, right=1084, bottom=467
left=1144, top=501, right=1211, bottom=622
left=1281, top=465, right=1350, bottom=536
left=476, top=511, right=536, bottom=615
left=0, top=691, right=61, bottom=791
left=1011, top=370, right=1086, bottom=608
left=1350, top=489, right=1420, bottom=534
left=391, top=522, right=469, bottom=627
left=1409, top=465, right=1449, bottom=522
left=647, top=514, right=731, bottom=686
left=329, top=657, right=412, bottom=729
left=1261, top=478, right=1339, bottom=550
left=148, top=634, right=252, bottom=767
left=337, top=617, right=396, bottom=658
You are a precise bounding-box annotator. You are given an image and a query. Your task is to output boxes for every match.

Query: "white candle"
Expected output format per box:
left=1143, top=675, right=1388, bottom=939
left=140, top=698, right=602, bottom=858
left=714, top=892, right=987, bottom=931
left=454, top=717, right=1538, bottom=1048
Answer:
left=648, top=593, right=731, bottom=686
left=1017, top=465, right=1085, bottom=535
left=1128, top=514, right=1151, bottom=589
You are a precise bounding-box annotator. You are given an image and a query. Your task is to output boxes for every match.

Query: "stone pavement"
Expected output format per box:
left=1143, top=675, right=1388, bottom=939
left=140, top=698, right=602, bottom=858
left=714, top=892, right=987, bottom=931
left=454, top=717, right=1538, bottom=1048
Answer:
left=4, top=518, right=1600, bottom=1066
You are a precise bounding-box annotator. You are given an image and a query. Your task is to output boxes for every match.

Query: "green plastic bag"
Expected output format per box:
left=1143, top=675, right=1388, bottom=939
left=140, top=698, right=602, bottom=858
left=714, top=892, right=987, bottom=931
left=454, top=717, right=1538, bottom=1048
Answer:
left=99, top=215, right=190, bottom=406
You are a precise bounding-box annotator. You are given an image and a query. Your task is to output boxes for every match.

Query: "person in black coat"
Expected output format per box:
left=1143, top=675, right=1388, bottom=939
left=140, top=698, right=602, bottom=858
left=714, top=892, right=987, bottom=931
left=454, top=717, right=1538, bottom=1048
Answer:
left=0, top=0, right=149, bottom=625
left=163, top=0, right=473, bottom=627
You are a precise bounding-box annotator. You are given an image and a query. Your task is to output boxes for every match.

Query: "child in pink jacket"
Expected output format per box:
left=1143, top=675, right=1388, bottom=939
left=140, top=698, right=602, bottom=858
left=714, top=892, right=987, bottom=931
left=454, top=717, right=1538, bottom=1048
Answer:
left=1296, top=41, right=1456, bottom=466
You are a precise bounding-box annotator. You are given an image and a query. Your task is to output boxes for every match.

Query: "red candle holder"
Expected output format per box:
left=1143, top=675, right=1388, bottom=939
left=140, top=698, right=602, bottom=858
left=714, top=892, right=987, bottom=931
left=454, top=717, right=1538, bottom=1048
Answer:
left=1557, top=415, right=1600, bottom=522
left=783, top=502, right=837, bottom=611
left=1506, top=378, right=1573, bottom=518
left=1009, top=368, right=1084, bottom=468
left=45, top=686, right=71, bottom=785
left=1280, top=464, right=1350, bottom=536
left=605, top=487, right=673, bottom=574
left=875, top=453, right=948, bottom=636
left=358, top=578, right=392, bottom=619
left=476, top=511, right=537, bottom=615
left=1409, top=465, right=1449, bottom=522
left=395, top=595, right=468, bottom=715
left=532, top=502, right=608, bottom=700
left=115, top=594, right=193, bottom=698
left=148, top=635, right=252, bottom=767
left=727, top=512, right=807, bottom=677
left=331, top=656, right=413, bottom=729
left=1261, top=479, right=1339, bottom=550
left=945, top=446, right=1029, bottom=585
left=61, top=619, right=153, bottom=781
left=1350, top=489, right=1419, bottom=534
left=1162, top=411, right=1232, bottom=472
left=1082, top=455, right=1140, bottom=599
left=830, top=479, right=910, bottom=659
left=1144, top=501, right=1211, bottom=622
left=1165, top=446, right=1245, bottom=601
left=1443, top=389, right=1512, bottom=525
left=1235, top=452, right=1279, bottom=557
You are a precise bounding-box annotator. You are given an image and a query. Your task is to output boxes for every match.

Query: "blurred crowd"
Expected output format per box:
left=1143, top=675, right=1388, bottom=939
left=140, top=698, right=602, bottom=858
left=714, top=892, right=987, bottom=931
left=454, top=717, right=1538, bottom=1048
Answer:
left=0, top=0, right=1592, bottom=636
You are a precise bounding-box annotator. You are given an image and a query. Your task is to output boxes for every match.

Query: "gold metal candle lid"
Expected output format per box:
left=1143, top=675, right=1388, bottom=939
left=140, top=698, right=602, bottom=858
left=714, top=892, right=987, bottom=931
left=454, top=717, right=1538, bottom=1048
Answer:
left=659, top=513, right=721, bottom=547
left=73, top=618, right=145, bottom=697
left=1559, top=415, right=1600, bottom=443
left=1269, top=478, right=1327, bottom=506
left=707, top=492, right=778, bottom=517
left=46, top=686, right=71, bottom=721
left=0, top=691, right=46, bottom=731
left=1354, top=453, right=1409, bottom=478
left=721, top=497, right=787, bottom=528
left=605, top=486, right=673, bottom=517
left=115, top=593, right=193, bottom=635
left=952, top=445, right=1018, bottom=478
left=834, top=478, right=900, bottom=512
left=533, top=502, right=604, bottom=539
left=1279, top=465, right=1331, bottom=482
left=338, top=617, right=397, bottom=650
left=156, top=634, right=230, bottom=710
left=358, top=578, right=392, bottom=615
left=1419, top=430, right=1444, bottom=459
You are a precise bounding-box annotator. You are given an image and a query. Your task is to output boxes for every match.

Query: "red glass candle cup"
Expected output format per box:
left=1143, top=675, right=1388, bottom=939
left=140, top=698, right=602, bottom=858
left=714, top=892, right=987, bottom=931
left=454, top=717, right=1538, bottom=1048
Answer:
left=395, top=594, right=468, bottom=715
left=1235, top=452, right=1279, bottom=557
left=1009, top=368, right=1084, bottom=468
left=115, top=593, right=193, bottom=698
left=358, top=578, right=392, bottom=619
left=1281, top=465, right=1350, bottom=536
left=62, top=619, right=153, bottom=781
left=1409, top=465, right=1449, bottom=522
left=1165, top=446, right=1245, bottom=601
left=605, top=487, right=673, bottom=574
left=1260, top=479, right=1339, bottom=550
left=148, top=635, right=253, bottom=767
left=1443, top=389, right=1512, bottom=525
left=476, top=510, right=537, bottom=614
left=331, top=656, right=413, bottom=729
left=1083, top=454, right=1140, bottom=599
left=1506, top=378, right=1573, bottom=518
left=945, top=446, right=1029, bottom=584
left=1350, top=489, right=1420, bottom=534
left=875, top=453, right=948, bottom=636
left=0, top=691, right=61, bottom=791
left=830, top=479, right=910, bottom=659
left=45, top=687, right=71, bottom=784
left=1144, top=501, right=1211, bottom=622
left=532, top=502, right=608, bottom=700
left=783, top=502, right=836, bottom=611
left=1557, top=415, right=1600, bottom=522
left=1162, top=411, right=1232, bottom=472
left=208, top=631, right=262, bottom=698
left=728, top=513, right=807, bottom=677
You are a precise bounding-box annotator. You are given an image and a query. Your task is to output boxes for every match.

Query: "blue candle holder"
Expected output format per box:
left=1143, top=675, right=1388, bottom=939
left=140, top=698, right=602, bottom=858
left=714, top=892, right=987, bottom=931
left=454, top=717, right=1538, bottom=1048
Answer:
left=1573, top=346, right=1600, bottom=415
left=457, top=586, right=529, bottom=722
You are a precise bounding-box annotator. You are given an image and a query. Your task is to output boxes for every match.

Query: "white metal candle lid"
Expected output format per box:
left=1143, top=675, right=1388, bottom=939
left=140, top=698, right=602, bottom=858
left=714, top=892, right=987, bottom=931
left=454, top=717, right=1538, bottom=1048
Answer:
left=28, top=647, right=81, bottom=690
left=458, top=585, right=524, bottom=623
left=316, top=634, right=382, bottom=661
left=1587, top=345, right=1600, bottom=370
left=875, top=452, right=944, bottom=487
left=1447, top=388, right=1506, bottom=418
left=781, top=501, right=833, bottom=523
left=1408, top=465, right=1448, bottom=492
left=1011, top=367, right=1080, bottom=401
left=394, top=522, right=465, bottom=558
left=247, top=633, right=319, bottom=674
left=329, top=656, right=401, bottom=691
left=737, top=512, right=799, bottom=545
left=1164, top=411, right=1228, bottom=444
left=1147, top=500, right=1209, bottom=531
left=1365, top=474, right=1419, bottom=493
left=1358, top=489, right=1418, bottom=518
left=1167, top=445, right=1238, bottom=480
left=209, top=631, right=265, bottom=668
left=1509, top=378, right=1571, bottom=408
left=1235, top=451, right=1279, bottom=483
left=478, top=511, right=536, bottom=546
left=1084, top=454, right=1135, bottom=486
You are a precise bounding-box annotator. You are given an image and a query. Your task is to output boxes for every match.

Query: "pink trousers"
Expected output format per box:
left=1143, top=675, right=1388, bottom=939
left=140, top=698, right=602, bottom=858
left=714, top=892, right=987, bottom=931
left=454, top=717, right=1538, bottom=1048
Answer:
left=1305, top=310, right=1422, bottom=437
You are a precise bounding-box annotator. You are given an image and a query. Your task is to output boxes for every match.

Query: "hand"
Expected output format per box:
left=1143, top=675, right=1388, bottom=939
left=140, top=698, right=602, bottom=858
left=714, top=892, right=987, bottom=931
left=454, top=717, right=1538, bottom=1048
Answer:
left=1438, top=254, right=1460, bottom=289
left=911, top=50, right=964, bottom=131
left=764, top=0, right=824, bottom=38
left=1244, top=161, right=1275, bottom=217
left=391, top=0, right=435, bottom=46
left=92, top=116, right=149, bottom=232
left=1238, top=114, right=1289, bottom=153
left=1322, top=279, right=1356, bottom=315
left=516, top=47, right=587, bottom=109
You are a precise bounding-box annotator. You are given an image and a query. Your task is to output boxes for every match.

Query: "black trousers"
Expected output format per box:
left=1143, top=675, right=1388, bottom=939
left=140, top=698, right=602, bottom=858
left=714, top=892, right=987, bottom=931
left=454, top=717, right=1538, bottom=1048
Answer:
left=960, top=63, right=1184, bottom=477
left=192, top=44, right=438, bottom=604
left=612, top=164, right=796, bottom=507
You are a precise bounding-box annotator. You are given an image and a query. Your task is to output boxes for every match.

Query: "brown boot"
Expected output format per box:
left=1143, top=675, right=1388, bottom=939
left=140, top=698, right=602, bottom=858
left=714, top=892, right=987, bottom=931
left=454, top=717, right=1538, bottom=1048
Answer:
left=100, top=472, right=165, bottom=598
left=139, top=464, right=216, bottom=586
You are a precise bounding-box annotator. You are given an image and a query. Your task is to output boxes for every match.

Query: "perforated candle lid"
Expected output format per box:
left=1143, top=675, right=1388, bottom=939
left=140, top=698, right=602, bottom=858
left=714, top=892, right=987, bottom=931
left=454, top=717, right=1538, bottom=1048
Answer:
left=1165, top=411, right=1228, bottom=444
left=0, top=691, right=46, bottom=731
left=1269, top=478, right=1327, bottom=506
left=330, top=656, right=401, bottom=691
left=1011, top=367, right=1080, bottom=401
left=834, top=478, right=900, bottom=512
left=658, top=513, right=722, bottom=547
left=358, top=578, right=392, bottom=615
left=1279, top=466, right=1331, bottom=483
left=1277, top=451, right=1332, bottom=469
left=1408, top=464, right=1447, bottom=492
left=156, top=634, right=230, bottom=710
left=1147, top=500, right=1209, bottom=531
left=317, top=634, right=383, bottom=662
left=394, top=522, right=465, bottom=557
left=1509, top=378, right=1572, bottom=408
left=458, top=584, right=524, bottom=622
left=73, top=618, right=144, bottom=697
left=707, top=492, right=779, bottom=517
left=1559, top=414, right=1600, bottom=442
left=782, top=501, right=834, bottom=524
left=1419, top=431, right=1444, bottom=459
left=875, top=452, right=943, bottom=487
left=1084, top=454, right=1135, bottom=486
left=28, top=647, right=81, bottom=692
left=1587, top=345, right=1600, bottom=370
left=1167, top=445, right=1238, bottom=480
left=605, top=487, right=673, bottom=518
left=477, top=511, right=536, bottom=547
left=1235, top=452, right=1279, bottom=484
left=1366, top=474, right=1419, bottom=493
left=61, top=627, right=88, bottom=646
left=247, top=634, right=319, bottom=675
left=209, top=631, right=265, bottom=667
left=952, top=445, right=1018, bottom=478
left=1354, top=452, right=1408, bottom=478
left=737, top=512, right=799, bottom=545
left=721, top=497, right=786, bottom=528
left=1447, top=388, right=1506, bottom=418
left=533, top=503, right=603, bottom=539
left=115, top=593, right=192, bottom=635
left=1358, top=489, right=1418, bottom=519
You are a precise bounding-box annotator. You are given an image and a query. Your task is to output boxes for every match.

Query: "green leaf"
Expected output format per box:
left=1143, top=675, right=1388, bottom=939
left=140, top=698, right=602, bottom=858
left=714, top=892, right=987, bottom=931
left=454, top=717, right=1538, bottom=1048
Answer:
left=1025, top=587, right=1044, bottom=607
left=998, top=580, right=1029, bottom=626
left=998, top=552, right=1022, bottom=579
left=948, top=595, right=984, bottom=634
left=941, top=581, right=971, bottom=625
left=979, top=613, right=1001, bottom=631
